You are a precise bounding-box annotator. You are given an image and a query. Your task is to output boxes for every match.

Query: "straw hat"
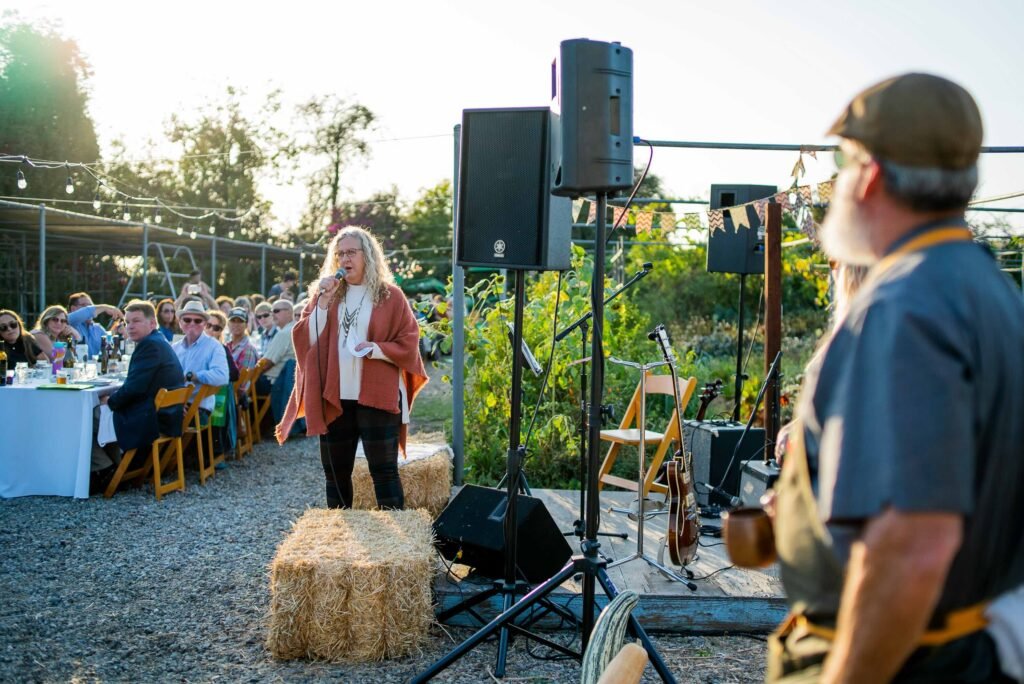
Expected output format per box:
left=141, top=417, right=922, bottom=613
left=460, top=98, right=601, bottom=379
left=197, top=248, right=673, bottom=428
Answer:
left=177, top=300, right=210, bottom=320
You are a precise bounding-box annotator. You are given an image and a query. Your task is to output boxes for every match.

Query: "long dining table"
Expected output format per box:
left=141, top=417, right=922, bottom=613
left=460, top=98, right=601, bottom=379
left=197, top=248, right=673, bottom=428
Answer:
left=0, top=382, right=119, bottom=499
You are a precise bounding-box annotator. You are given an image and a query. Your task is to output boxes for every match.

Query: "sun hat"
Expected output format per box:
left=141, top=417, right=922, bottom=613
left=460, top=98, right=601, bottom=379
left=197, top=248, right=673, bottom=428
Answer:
left=176, top=300, right=210, bottom=320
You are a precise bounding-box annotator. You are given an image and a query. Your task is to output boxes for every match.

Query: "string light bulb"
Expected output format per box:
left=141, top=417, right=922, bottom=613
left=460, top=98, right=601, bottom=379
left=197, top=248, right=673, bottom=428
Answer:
left=122, top=203, right=131, bottom=221
left=64, top=169, right=74, bottom=195
left=92, top=189, right=102, bottom=211
left=208, top=223, right=216, bottom=235
left=228, top=229, right=235, bottom=239
left=154, top=207, right=162, bottom=224
left=189, top=229, right=197, bottom=240
left=16, top=169, right=27, bottom=190
left=176, top=225, right=184, bottom=236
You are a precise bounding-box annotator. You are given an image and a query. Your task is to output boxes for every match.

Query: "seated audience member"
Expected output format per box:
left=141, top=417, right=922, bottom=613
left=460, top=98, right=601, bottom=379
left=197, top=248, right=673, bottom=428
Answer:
left=92, top=300, right=185, bottom=493
left=268, top=272, right=297, bottom=299
left=250, top=293, right=266, bottom=307
left=261, top=299, right=296, bottom=387
left=156, top=298, right=178, bottom=341
left=227, top=307, right=259, bottom=376
left=31, top=305, right=83, bottom=360
left=233, top=296, right=256, bottom=332
left=215, top=296, right=234, bottom=317
left=254, top=301, right=276, bottom=357
left=171, top=301, right=229, bottom=418
left=205, top=309, right=239, bottom=461
left=0, top=309, right=47, bottom=363
left=67, top=292, right=123, bottom=357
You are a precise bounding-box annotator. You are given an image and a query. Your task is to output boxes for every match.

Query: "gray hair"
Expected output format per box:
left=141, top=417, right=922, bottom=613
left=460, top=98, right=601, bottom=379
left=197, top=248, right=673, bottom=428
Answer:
left=880, top=161, right=978, bottom=211
left=310, top=226, right=394, bottom=306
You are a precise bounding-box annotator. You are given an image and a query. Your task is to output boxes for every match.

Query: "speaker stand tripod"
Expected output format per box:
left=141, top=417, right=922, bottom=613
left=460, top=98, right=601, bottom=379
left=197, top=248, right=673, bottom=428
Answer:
left=414, top=194, right=677, bottom=684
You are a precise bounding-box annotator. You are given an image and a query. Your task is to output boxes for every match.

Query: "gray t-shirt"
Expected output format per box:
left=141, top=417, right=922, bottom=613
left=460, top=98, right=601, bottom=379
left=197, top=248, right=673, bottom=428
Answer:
left=800, top=235, right=1024, bottom=611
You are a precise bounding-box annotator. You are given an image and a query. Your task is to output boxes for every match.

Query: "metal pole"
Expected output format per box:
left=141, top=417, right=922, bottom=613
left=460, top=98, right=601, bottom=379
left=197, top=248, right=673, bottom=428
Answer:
left=298, top=252, right=304, bottom=293
left=451, top=123, right=465, bottom=485
left=142, top=222, right=149, bottom=299
left=642, top=139, right=1024, bottom=154
left=734, top=273, right=746, bottom=422
left=38, top=204, right=46, bottom=314
left=261, top=247, right=267, bottom=296
left=211, top=237, right=217, bottom=297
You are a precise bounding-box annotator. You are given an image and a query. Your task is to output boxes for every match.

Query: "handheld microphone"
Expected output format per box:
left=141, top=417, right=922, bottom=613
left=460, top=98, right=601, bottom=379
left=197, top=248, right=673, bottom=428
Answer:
left=700, top=481, right=741, bottom=509
left=642, top=262, right=653, bottom=271
left=318, top=267, right=346, bottom=296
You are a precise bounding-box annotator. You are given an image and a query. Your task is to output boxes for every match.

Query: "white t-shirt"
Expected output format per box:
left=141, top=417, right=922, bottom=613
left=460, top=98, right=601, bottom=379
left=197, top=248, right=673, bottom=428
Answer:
left=308, top=284, right=409, bottom=423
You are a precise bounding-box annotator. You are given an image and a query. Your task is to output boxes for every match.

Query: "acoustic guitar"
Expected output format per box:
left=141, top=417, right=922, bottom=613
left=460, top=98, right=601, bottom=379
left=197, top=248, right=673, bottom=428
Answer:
left=649, top=324, right=701, bottom=566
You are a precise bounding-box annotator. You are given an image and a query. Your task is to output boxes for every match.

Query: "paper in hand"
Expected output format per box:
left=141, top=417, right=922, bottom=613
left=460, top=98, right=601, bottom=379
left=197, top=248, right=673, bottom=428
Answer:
left=347, top=338, right=373, bottom=358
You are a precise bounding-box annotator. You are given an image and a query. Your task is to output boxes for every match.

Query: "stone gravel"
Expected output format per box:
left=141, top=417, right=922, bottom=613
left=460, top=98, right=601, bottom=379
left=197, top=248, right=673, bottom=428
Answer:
left=0, top=434, right=765, bottom=683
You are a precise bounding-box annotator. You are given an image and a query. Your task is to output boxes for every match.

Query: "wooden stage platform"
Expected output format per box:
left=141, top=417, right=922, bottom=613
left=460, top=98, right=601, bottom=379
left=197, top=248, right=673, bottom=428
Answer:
left=434, top=488, right=787, bottom=634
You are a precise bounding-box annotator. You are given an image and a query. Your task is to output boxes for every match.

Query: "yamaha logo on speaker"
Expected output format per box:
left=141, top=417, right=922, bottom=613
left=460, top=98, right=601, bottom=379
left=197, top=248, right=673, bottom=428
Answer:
left=493, top=239, right=506, bottom=258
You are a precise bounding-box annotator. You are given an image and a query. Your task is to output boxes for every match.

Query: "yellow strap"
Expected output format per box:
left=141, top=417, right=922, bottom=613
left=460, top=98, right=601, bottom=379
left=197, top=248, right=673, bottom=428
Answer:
left=786, top=602, right=988, bottom=647
left=873, top=227, right=972, bottom=276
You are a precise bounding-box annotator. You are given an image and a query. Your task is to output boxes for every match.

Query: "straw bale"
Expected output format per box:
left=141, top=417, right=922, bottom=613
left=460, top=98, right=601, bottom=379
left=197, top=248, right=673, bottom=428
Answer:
left=351, top=444, right=452, bottom=518
left=267, top=508, right=435, bottom=662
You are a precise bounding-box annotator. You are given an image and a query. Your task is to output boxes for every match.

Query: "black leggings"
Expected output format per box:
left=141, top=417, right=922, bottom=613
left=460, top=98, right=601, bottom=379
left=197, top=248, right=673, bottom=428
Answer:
left=319, top=400, right=404, bottom=510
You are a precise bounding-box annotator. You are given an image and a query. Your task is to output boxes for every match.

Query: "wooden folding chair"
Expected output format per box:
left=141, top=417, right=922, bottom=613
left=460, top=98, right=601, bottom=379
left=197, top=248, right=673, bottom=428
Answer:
left=247, top=358, right=273, bottom=442
left=167, top=383, right=220, bottom=485
left=104, top=386, right=191, bottom=501
left=597, top=373, right=697, bottom=498
left=234, top=367, right=254, bottom=459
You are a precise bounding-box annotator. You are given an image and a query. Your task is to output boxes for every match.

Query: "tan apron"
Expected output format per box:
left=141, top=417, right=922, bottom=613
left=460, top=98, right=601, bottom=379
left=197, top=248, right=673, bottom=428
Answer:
left=767, top=227, right=987, bottom=682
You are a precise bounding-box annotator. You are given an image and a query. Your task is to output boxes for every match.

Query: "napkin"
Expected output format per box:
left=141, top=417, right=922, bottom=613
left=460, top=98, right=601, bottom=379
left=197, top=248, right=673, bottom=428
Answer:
left=97, top=404, right=119, bottom=447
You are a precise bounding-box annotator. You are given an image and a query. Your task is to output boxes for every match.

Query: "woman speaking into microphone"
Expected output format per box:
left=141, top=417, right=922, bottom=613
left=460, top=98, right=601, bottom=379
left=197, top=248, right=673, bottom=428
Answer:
left=276, top=226, right=428, bottom=510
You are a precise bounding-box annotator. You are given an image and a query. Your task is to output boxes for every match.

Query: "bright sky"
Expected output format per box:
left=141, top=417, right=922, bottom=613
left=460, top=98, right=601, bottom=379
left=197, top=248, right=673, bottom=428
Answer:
left=16, top=0, right=1024, bottom=232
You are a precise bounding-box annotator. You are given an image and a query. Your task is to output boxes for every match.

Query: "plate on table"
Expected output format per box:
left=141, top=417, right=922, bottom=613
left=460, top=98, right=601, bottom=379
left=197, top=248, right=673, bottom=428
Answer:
left=36, top=383, right=93, bottom=391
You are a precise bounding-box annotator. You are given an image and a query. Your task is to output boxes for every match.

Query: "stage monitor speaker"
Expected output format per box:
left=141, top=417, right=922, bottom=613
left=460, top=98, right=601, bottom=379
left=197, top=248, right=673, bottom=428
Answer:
left=456, top=107, right=571, bottom=271
left=433, top=484, right=572, bottom=584
left=739, top=459, right=780, bottom=508
left=683, top=420, right=766, bottom=506
left=551, top=38, right=634, bottom=198
left=706, top=184, right=777, bottom=275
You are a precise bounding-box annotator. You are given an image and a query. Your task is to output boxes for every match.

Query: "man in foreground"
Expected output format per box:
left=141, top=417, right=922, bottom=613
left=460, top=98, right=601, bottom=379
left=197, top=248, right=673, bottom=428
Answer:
left=769, top=73, right=1024, bottom=682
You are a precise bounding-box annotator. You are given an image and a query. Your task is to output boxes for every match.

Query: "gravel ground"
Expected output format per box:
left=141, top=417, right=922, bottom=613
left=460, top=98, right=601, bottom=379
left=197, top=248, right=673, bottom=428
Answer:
left=0, top=365, right=767, bottom=683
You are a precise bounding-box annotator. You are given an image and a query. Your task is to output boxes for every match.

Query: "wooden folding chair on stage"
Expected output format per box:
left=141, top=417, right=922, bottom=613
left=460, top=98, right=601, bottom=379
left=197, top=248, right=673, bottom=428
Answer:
left=234, top=367, right=254, bottom=459
left=247, top=358, right=272, bottom=442
left=597, top=372, right=697, bottom=499
left=104, top=387, right=191, bottom=501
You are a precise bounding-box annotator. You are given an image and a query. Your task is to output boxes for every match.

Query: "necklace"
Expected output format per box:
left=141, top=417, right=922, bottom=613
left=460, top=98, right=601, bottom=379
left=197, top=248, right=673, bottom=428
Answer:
left=341, top=287, right=368, bottom=343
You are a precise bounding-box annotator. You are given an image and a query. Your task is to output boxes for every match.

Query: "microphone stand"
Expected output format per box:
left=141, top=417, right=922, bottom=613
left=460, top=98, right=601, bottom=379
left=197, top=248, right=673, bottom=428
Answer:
left=556, top=263, right=652, bottom=542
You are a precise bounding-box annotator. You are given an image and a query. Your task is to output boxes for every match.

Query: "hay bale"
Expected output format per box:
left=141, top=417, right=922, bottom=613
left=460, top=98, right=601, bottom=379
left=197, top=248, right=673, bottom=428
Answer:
left=267, top=508, right=435, bottom=662
left=352, top=444, right=452, bottom=518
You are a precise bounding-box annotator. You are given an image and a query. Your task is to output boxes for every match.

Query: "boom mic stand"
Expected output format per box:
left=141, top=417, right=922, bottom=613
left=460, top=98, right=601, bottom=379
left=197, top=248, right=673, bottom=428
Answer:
left=555, top=262, right=653, bottom=542
left=413, top=194, right=678, bottom=684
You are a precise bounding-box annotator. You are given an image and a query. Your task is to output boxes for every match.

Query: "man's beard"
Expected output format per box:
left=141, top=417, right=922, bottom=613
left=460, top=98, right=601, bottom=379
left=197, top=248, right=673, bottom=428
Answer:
left=820, top=202, right=877, bottom=266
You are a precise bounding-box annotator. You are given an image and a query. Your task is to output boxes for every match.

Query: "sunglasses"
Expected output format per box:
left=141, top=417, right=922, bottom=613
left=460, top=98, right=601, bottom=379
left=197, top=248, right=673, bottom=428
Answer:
left=181, top=317, right=205, bottom=325
left=834, top=147, right=874, bottom=170
left=273, top=308, right=290, bottom=314
left=206, top=324, right=224, bottom=332
left=0, top=322, right=19, bottom=332
left=256, top=312, right=271, bottom=319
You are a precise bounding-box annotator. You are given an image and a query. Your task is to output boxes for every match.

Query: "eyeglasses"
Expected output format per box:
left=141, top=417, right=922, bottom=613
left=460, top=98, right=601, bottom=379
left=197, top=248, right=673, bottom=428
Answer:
left=181, top=317, right=205, bottom=326
left=256, top=312, right=271, bottom=319
left=273, top=308, right=291, bottom=314
left=48, top=318, right=68, bottom=324
left=834, top=147, right=873, bottom=170
left=0, top=322, right=19, bottom=332
left=338, top=248, right=362, bottom=259
left=206, top=324, right=224, bottom=332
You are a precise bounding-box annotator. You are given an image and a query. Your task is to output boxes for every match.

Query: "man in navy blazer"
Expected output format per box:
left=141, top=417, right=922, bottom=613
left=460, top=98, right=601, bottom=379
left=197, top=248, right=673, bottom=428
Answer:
left=99, top=300, right=185, bottom=461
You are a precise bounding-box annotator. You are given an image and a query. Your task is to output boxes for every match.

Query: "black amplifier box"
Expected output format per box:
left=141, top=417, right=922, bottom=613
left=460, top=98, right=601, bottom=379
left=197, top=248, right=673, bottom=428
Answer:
left=682, top=420, right=765, bottom=506
left=739, top=459, right=781, bottom=508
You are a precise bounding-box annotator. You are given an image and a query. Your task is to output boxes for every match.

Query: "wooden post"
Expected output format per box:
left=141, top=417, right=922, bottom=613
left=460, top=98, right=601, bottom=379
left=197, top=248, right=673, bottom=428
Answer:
left=763, top=203, right=782, bottom=453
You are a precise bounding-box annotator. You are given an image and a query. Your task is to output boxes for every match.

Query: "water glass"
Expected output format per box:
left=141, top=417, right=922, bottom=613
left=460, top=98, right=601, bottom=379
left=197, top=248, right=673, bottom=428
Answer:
left=15, top=362, right=29, bottom=385
left=85, top=362, right=98, bottom=379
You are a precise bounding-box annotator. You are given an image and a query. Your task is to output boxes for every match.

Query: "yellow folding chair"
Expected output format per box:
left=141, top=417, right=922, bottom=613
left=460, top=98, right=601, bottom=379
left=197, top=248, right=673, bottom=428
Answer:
left=104, top=386, right=191, bottom=501
left=234, top=367, right=254, bottom=459
left=597, top=373, right=697, bottom=498
left=247, top=358, right=273, bottom=443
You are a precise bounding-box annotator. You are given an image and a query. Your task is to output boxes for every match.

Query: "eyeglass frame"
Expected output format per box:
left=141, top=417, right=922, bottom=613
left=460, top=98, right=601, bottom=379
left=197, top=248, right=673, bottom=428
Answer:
left=0, top=322, right=19, bottom=333
left=338, top=248, right=363, bottom=259
left=180, top=317, right=206, bottom=326
left=255, top=312, right=271, bottom=319
left=206, top=323, right=224, bottom=332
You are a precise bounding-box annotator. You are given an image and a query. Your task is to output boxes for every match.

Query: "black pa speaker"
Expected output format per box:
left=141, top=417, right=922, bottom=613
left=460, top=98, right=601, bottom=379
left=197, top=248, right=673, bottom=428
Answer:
left=433, top=485, right=572, bottom=583
left=456, top=107, right=571, bottom=271
left=706, top=184, right=777, bottom=275
left=551, top=38, right=634, bottom=198
left=683, top=420, right=766, bottom=506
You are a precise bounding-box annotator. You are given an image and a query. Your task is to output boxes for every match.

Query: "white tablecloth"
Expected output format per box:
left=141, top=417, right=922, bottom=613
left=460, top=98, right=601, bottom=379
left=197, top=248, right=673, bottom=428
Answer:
left=0, top=385, right=107, bottom=499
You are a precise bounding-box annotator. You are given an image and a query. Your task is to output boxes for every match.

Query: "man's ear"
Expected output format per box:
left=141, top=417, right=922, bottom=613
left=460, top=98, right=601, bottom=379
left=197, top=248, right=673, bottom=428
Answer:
left=855, top=159, right=885, bottom=201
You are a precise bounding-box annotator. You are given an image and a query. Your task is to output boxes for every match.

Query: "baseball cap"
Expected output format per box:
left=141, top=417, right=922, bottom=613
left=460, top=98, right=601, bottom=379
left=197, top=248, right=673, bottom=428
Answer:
left=827, top=73, right=983, bottom=170
left=228, top=307, right=248, bottom=321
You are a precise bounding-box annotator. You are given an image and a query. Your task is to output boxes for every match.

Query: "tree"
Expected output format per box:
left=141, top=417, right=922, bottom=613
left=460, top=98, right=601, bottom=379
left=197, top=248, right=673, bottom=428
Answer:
left=0, top=13, right=100, bottom=200
left=400, top=180, right=453, bottom=281
left=293, top=96, right=375, bottom=242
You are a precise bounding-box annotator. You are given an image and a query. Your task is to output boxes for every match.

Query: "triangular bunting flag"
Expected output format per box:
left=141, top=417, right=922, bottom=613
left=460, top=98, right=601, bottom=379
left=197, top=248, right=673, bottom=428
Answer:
left=587, top=201, right=597, bottom=224
left=708, top=209, right=724, bottom=234
left=773, top=191, right=791, bottom=212
left=729, top=206, right=751, bottom=232
left=681, top=213, right=702, bottom=230
left=816, top=180, right=834, bottom=204
left=753, top=199, right=768, bottom=224
left=634, top=211, right=654, bottom=234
